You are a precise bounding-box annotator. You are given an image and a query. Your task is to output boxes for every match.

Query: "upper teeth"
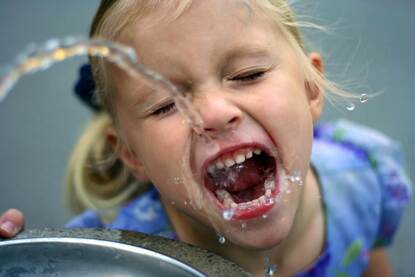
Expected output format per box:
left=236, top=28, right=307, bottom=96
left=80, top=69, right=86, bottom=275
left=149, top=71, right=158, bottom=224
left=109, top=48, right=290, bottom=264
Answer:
left=207, top=148, right=262, bottom=174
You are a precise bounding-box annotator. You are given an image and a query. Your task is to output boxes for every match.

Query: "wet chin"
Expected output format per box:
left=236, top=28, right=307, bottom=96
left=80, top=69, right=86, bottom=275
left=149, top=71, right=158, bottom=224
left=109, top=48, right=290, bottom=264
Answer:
left=227, top=220, right=291, bottom=250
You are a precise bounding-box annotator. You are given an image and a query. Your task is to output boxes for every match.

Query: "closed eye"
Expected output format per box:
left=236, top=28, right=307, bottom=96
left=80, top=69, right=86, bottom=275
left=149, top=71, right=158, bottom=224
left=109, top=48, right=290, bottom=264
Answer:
left=230, top=70, right=266, bottom=82
left=151, top=101, right=176, bottom=116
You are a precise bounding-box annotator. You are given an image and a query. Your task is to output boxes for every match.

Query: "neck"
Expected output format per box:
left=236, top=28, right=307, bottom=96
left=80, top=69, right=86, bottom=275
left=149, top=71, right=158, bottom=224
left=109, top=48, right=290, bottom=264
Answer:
left=162, top=166, right=325, bottom=277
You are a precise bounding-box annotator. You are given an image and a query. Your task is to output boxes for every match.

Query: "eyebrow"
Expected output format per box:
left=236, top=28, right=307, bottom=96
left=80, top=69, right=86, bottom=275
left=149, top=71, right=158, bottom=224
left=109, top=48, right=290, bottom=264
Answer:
left=132, top=86, right=159, bottom=111
left=133, top=86, right=150, bottom=104
left=222, top=44, right=272, bottom=64
left=132, top=45, right=272, bottom=110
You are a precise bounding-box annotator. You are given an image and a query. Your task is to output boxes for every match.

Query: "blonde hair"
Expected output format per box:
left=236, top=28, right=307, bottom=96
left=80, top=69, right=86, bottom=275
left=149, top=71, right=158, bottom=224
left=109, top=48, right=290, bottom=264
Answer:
left=65, top=0, right=355, bottom=220
left=65, top=113, right=149, bottom=221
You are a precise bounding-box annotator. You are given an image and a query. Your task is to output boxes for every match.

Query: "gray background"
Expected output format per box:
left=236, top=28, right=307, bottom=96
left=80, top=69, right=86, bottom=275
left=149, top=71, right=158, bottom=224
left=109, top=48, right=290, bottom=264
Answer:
left=0, top=0, right=414, bottom=275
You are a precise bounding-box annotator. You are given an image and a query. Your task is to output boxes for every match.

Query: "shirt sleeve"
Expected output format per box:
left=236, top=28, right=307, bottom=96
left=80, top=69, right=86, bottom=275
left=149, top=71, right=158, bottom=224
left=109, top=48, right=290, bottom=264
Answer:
left=370, top=140, right=413, bottom=248
left=317, top=119, right=413, bottom=248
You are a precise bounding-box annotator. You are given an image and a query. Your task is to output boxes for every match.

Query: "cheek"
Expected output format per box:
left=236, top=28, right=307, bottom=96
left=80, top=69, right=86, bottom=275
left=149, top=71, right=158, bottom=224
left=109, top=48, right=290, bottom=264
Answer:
left=137, top=118, right=192, bottom=194
left=245, top=79, right=312, bottom=132
left=139, top=116, right=188, bottom=159
left=243, top=81, right=314, bottom=170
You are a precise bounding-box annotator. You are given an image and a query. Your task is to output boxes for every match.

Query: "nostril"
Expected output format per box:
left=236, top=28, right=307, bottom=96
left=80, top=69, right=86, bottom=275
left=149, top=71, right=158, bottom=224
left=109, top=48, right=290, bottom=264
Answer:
left=203, top=116, right=240, bottom=133
left=226, top=116, right=241, bottom=130
left=228, top=116, right=239, bottom=125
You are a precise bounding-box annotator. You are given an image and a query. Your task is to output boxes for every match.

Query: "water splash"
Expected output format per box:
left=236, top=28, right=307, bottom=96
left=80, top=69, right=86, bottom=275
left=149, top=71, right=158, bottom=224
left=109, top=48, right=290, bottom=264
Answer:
left=291, top=171, right=302, bottom=182
left=173, top=176, right=183, bottom=185
left=217, top=234, right=226, bottom=244
left=265, top=197, right=275, bottom=205
left=264, top=256, right=277, bottom=277
left=0, top=36, right=208, bottom=138
left=345, top=102, right=356, bottom=111
left=265, top=264, right=278, bottom=277
left=285, top=170, right=303, bottom=187
left=360, top=93, right=369, bottom=103
left=222, top=208, right=234, bottom=221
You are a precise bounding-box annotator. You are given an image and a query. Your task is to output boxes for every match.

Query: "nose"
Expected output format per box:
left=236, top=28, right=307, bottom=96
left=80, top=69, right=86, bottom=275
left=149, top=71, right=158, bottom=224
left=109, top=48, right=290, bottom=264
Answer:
left=194, top=92, right=242, bottom=136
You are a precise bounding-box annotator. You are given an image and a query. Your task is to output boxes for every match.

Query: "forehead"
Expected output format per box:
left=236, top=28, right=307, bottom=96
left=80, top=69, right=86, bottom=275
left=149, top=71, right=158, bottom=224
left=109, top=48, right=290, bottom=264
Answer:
left=124, top=0, right=259, bottom=28
left=108, top=0, right=290, bottom=111
left=118, top=0, right=279, bottom=68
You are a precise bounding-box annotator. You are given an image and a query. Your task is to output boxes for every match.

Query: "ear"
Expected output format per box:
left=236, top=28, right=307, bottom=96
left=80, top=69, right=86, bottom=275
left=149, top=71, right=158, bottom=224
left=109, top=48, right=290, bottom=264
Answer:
left=106, top=127, right=149, bottom=182
left=306, top=52, right=324, bottom=122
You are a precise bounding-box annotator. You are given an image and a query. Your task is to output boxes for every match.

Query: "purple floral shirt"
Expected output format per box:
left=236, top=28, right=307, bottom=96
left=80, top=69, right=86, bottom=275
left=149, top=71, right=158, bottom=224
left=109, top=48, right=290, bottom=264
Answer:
left=66, top=120, right=412, bottom=277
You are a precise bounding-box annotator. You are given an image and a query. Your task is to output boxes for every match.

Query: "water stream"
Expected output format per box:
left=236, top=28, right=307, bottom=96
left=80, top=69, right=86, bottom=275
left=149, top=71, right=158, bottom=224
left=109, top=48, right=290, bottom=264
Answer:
left=0, top=37, right=207, bottom=138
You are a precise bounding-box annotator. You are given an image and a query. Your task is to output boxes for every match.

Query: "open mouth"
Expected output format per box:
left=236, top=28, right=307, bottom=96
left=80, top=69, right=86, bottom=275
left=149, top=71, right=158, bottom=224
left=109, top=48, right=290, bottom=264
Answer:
left=203, top=146, right=278, bottom=219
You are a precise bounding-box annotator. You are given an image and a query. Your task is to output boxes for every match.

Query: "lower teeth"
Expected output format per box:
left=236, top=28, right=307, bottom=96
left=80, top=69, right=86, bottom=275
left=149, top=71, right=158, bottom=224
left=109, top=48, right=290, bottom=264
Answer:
left=215, top=177, right=275, bottom=210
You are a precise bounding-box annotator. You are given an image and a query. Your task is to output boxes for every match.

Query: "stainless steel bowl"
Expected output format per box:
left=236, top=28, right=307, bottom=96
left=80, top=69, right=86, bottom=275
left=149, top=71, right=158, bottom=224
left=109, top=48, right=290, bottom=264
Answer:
left=0, top=229, right=249, bottom=277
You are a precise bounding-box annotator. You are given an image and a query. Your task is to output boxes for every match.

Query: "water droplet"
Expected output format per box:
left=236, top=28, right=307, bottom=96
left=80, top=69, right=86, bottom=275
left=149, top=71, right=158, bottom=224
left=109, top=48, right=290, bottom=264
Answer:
left=222, top=208, right=234, bottom=221
left=265, top=197, right=275, bottom=205
left=288, top=170, right=303, bottom=186
left=44, top=39, right=59, bottom=51
left=217, top=235, right=226, bottom=244
left=264, top=264, right=278, bottom=277
left=262, top=214, right=268, bottom=219
left=346, top=103, right=355, bottom=111
left=264, top=257, right=277, bottom=277
left=241, top=222, right=247, bottom=229
left=292, top=171, right=301, bottom=181
left=38, top=58, right=53, bottom=71
left=360, top=93, right=369, bottom=103
left=0, top=73, right=17, bottom=102
left=173, top=177, right=182, bottom=185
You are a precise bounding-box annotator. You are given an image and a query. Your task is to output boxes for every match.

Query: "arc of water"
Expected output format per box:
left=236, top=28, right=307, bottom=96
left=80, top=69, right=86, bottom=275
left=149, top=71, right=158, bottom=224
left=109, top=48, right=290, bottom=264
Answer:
left=0, top=36, right=205, bottom=135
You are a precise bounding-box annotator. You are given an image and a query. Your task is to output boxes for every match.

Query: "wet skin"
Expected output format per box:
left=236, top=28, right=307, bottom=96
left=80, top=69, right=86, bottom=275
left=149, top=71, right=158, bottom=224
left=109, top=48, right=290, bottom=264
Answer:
left=108, top=0, right=325, bottom=275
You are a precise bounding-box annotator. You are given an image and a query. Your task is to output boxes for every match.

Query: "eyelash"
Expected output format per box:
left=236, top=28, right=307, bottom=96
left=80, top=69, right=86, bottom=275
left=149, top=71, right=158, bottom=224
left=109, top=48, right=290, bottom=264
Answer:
left=230, top=70, right=266, bottom=82
left=151, top=101, right=176, bottom=116
left=150, top=70, right=266, bottom=117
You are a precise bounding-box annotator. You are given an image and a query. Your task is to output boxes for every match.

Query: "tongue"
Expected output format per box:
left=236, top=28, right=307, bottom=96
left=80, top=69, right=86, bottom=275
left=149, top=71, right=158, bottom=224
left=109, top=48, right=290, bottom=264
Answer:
left=231, top=184, right=265, bottom=203
left=209, top=158, right=268, bottom=192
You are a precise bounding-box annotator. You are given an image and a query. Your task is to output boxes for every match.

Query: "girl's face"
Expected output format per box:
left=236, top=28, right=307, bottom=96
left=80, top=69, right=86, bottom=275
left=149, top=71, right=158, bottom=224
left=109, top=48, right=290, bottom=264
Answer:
left=110, top=0, right=323, bottom=249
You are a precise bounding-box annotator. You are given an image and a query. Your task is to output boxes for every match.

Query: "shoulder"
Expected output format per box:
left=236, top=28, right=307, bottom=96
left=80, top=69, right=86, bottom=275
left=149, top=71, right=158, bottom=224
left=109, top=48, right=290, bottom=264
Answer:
left=313, top=119, right=401, bottom=168
left=65, top=188, right=175, bottom=238
left=311, top=120, right=412, bottom=275
left=105, top=188, right=174, bottom=238
left=312, top=119, right=412, bottom=208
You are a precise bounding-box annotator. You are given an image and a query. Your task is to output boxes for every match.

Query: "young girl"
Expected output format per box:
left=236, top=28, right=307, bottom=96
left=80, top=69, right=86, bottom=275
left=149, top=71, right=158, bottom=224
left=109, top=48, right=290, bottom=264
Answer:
left=0, top=1, right=412, bottom=276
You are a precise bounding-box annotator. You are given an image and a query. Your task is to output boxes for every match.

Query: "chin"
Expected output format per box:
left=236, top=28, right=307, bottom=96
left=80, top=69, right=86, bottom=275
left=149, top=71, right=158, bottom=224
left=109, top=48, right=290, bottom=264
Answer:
left=227, top=220, right=292, bottom=250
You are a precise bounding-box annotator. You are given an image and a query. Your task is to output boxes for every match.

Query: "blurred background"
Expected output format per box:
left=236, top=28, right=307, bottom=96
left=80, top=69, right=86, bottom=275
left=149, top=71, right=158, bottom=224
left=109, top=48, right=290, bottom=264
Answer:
left=0, top=0, right=413, bottom=275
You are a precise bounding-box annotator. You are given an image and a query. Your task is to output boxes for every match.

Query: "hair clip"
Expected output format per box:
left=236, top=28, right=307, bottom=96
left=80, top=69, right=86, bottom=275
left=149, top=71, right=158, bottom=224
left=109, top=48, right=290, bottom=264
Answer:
left=74, top=63, right=102, bottom=112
